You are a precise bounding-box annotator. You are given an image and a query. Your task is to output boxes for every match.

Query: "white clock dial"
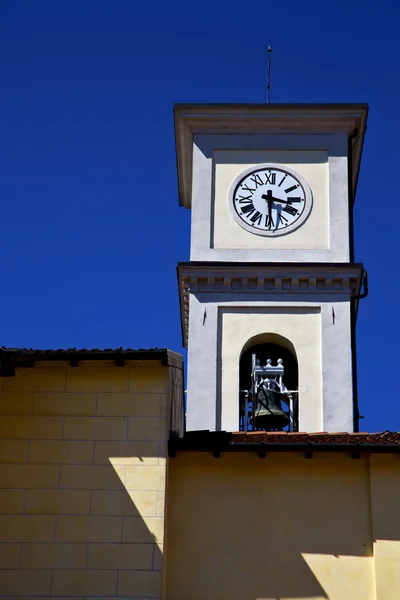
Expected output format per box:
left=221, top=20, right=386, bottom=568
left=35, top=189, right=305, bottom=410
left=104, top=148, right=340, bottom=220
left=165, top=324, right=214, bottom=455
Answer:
left=229, top=164, right=313, bottom=237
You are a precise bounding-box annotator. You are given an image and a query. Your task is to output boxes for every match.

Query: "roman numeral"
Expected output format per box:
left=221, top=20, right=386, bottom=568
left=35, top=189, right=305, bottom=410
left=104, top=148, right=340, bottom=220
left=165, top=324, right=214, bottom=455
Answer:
left=241, top=184, right=255, bottom=194
left=241, top=203, right=255, bottom=215
left=250, top=211, right=262, bottom=225
left=287, top=197, right=303, bottom=203
left=278, top=174, right=287, bottom=187
left=265, top=172, right=276, bottom=185
left=283, top=205, right=298, bottom=216
left=250, top=174, right=264, bottom=188
left=285, top=184, right=299, bottom=194
left=277, top=213, right=288, bottom=226
left=238, top=195, right=253, bottom=203
left=265, top=214, right=274, bottom=229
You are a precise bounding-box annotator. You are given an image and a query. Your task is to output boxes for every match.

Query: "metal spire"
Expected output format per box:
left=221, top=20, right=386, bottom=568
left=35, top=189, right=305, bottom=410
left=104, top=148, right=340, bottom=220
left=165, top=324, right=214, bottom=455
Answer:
left=267, top=47, right=272, bottom=104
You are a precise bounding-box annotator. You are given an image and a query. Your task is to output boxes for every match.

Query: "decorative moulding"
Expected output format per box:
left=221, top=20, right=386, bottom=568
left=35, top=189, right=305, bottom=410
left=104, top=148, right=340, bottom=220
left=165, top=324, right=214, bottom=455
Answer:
left=174, top=103, right=368, bottom=209
left=177, top=262, right=364, bottom=346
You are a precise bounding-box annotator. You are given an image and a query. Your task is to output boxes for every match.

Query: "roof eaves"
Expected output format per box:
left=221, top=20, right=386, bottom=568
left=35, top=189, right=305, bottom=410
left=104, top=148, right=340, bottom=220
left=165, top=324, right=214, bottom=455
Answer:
left=169, top=430, right=400, bottom=456
left=174, top=103, right=369, bottom=208
left=0, top=347, right=183, bottom=370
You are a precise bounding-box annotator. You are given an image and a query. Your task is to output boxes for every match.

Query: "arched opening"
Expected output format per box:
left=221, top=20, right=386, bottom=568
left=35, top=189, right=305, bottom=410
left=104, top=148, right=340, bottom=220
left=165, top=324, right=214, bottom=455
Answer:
left=239, top=334, right=299, bottom=432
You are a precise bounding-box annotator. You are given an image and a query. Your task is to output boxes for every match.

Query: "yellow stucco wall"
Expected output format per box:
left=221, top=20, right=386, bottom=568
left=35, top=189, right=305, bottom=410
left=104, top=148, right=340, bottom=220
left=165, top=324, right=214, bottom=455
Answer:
left=0, top=360, right=171, bottom=599
left=166, top=451, right=400, bottom=600
left=370, top=455, right=400, bottom=600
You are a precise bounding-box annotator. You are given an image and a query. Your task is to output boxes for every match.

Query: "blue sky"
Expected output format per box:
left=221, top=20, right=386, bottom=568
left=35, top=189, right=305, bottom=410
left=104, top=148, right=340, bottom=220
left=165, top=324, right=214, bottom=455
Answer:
left=0, top=0, right=397, bottom=432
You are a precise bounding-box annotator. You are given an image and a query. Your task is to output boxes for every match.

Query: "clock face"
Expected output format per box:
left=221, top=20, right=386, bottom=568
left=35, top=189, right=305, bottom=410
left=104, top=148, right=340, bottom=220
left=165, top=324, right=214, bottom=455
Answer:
left=229, top=164, right=313, bottom=237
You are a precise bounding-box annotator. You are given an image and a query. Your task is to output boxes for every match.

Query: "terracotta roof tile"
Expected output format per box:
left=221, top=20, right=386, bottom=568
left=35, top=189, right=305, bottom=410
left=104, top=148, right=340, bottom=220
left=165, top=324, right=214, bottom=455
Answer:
left=230, top=431, right=400, bottom=445
left=169, top=430, right=400, bottom=455
left=0, top=347, right=183, bottom=369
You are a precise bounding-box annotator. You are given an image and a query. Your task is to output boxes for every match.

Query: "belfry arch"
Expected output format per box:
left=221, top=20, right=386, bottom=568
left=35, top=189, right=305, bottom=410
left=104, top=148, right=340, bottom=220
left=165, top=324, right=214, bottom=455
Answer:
left=239, top=333, right=299, bottom=432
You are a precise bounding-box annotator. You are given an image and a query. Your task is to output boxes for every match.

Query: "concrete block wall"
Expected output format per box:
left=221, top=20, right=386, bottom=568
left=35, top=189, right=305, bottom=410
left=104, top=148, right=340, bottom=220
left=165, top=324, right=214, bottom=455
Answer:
left=0, top=360, right=170, bottom=600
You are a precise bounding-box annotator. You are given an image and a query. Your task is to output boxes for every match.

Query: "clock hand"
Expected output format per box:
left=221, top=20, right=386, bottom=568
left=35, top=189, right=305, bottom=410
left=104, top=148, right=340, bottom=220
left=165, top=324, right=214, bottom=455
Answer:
left=264, top=194, right=304, bottom=207
left=262, top=193, right=288, bottom=204
left=267, top=195, right=294, bottom=205
left=261, top=191, right=273, bottom=227
left=271, top=197, right=290, bottom=204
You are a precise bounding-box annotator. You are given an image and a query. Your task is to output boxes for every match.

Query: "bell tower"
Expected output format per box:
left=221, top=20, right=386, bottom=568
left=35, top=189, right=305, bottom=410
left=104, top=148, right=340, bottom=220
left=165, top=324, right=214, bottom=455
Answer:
left=175, top=104, right=368, bottom=434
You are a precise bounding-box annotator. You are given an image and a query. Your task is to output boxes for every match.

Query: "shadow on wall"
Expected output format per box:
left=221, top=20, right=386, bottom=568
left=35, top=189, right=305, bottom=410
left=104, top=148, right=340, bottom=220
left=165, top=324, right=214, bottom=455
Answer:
left=0, top=361, right=184, bottom=600
left=0, top=440, right=165, bottom=599
left=53, top=443, right=165, bottom=598
left=101, top=444, right=165, bottom=599
left=165, top=452, right=376, bottom=600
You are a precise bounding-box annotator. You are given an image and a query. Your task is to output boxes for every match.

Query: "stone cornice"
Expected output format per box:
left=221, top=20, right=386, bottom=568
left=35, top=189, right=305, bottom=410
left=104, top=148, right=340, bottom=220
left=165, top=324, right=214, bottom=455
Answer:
left=177, top=262, right=364, bottom=347
left=174, top=103, right=368, bottom=209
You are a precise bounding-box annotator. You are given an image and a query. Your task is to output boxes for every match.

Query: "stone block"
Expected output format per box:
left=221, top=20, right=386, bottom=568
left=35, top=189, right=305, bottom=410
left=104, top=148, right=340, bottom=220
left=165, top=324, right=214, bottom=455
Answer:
left=29, top=440, right=94, bottom=464
left=94, top=441, right=158, bottom=465
left=91, top=490, right=157, bottom=517
left=55, top=516, right=122, bottom=542
left=122, top=516, right=164, bottom=543
left=97, top=393, right=165, bottom=417
left=130, top=367, right=169, bottom=394
left=59, top=465, right=125, bottom=490
left=0, top=392, right=32, bottom=415
left=10, top=597, right=84, bottom=600
left=153, top=542, right=163, bottom=570
left=117, top=570, right=162, bottom=598
left=125, top=466, right=165, bottom=491
left=32, top=392, right=96, bottom=416
left=160, top=394, right=169, bottom=418
left=128, top=417, right=168, bottom=442
left=0, top=464, right=58, bottom=488
left=2, top=368, right=66, bottom=392
left=87, top=542, right=153, bottom=570
left=0, top=543, right=21, bottom=568
left=0, top=515, right=55, bottom=541
left=158, top=442, right=167, bottom=463
left=156, top=492, right=165, bottom=517
left=51, top=569, right=117, bottom=596
left=0, top=416, right=62, bottom=439
left=0, top=570, right=51, bottom=596
left=0, top=489, right=25, bottom=513
left=66, top=368, right=129, bottom=393
left=25, top=490, right=91, bottom=514
left=90, top=598, right=151, bottom=600
left=0, top=440, right=29, bottom=463
left=21, top=543, right=87, bottom=568
left=92, top=597, right=152, bottom=600
left=63, top=417, right=127, bottom=440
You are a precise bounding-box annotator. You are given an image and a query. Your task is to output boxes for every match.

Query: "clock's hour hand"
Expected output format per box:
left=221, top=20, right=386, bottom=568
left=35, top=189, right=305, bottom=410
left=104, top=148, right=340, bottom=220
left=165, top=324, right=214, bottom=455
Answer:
left=262, top=191, right=273, bottom=228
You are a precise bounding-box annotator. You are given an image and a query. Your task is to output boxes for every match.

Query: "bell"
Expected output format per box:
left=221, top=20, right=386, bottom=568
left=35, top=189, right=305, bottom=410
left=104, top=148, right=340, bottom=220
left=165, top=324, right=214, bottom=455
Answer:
left=254, top=386, right=290, bottom=430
